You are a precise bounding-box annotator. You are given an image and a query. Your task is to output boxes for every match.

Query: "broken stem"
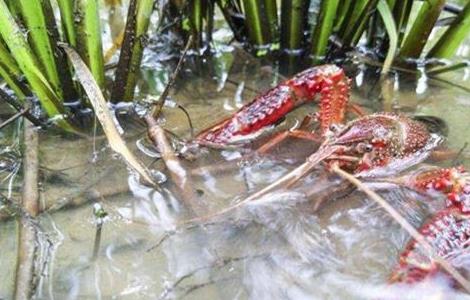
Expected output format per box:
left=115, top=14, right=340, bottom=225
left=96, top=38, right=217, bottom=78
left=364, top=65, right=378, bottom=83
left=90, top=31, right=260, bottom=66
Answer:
left=92, top=203, right=107, bottom=260
left=331, top=164, right=470, bottom=293
left=145, top=116, right=206, bottom=216
left=14, top=120, right=39, bottom=299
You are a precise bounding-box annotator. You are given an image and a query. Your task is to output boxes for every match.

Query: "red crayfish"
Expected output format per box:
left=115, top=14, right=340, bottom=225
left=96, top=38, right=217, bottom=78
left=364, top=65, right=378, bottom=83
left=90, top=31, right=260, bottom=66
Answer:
left=193, top=64, right=470, bottom=290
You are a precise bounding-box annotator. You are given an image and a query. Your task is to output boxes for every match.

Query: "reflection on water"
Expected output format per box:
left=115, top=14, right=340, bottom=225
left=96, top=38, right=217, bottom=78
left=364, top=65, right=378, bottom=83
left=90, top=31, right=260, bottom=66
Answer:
left=1, top=50, right=470, bottom=299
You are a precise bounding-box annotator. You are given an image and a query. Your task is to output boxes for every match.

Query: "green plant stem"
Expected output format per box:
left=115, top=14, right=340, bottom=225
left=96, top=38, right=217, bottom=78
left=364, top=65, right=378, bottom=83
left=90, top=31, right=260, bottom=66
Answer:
left=333, top=0, right=353, bottom=32
left=111, top=0, right=155, bottom=102
left=76, top=0, right=105, bottom=89
left=427, top=1, right=470, bottom=59
left=392, top=0, right=413, bottom=45
left=0, top=40, right=28, bottom=99
left=17, top=0, right=63, bottom=98
left=263, top=0, right=278, bottom=43
left=280, top=0, right=309, bottom=51
left=189, top=0, right=204, bottom=48
left=242, top=0, right=266, bottom=47
left=216, top=0, right=246, bottom=42
left=205, top=0, right=214, bottom=47
left=343, top=0, right=379, bottom=47
left=338, top=0, right=369, bottom=38
left=0, top=0, right=74, bottom=130
left=310, top=0, right=339, bottom=62
left=399, top=0, right=445, bottom=59
left=377, top=0, right=398, bottom=75
left=57, top=0, right=77, bottom=47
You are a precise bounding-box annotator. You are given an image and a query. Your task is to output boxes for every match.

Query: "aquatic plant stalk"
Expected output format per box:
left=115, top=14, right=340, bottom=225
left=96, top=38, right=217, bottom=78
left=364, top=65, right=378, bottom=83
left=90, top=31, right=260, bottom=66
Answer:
left=189, top=0, right=204, bottom=48
left=17, top=0, right=63, bottom=97
left=75, top=0, right=105, bottom=89
left=399, top=0, right=445, bottom=59
left=263, top=0, right=278, bottom=43
left=151, top=35, right=193, bottom=118
left=427, top=1, right=470, bottom=59
left=92, top=203, right=107, bottom=260
left=57, top=0, right=77, bottom=47
left=342, top=0, right=379, bottom=47
left=0, top=40, right=28, bottom=99
left=333, top=0, right=353, bottom=32
left=242, top=0, right=267, bottom=47
left=377, top=0, right=398, bottom=75
left=392, top=0, right=413, bottom=45
left=310, top=0, right=340, bottom=62
left=0, top=88, right=42, bottom=127
left=338, top=0, right=369, bottom=40
left=280, top=0, right=309, bottom=51
left=111, top=0, right=155, bottom=102
left=216, top=0, right=246, bottom=42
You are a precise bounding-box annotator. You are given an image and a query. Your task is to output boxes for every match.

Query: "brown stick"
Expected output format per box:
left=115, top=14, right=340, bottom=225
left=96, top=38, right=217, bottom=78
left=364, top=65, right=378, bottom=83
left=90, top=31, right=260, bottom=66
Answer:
left=146, top=116, right=206, bottom=216
left=331, top=164, right=470, bottom=293
left=14, top=120, right=40, bottom=299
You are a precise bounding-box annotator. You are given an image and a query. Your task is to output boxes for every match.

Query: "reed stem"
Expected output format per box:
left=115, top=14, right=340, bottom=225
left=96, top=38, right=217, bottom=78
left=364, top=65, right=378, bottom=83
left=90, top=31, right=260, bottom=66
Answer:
left=111, top=0, right=155, bottom=102
left=280, top=0, right=309, bottom=51
left=76, top=0, right=105, bottom=89
left=427, top=1, right=470, bottom=59
left=310, top=0, right=339, bottom=62
left=399, top=0, right=445, bottom=59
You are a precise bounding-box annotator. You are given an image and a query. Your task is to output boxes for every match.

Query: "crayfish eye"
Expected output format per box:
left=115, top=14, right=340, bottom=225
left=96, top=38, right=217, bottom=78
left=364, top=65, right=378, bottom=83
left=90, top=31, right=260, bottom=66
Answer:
left=356, top=143, right=373, bottom=153
left=329, top=124, right=340, bottom=132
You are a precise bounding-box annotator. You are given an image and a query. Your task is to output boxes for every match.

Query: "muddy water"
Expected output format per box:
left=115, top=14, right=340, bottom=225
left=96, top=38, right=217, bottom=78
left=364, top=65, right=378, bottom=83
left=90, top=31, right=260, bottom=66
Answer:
left=1, top=50, right=470, bottom=299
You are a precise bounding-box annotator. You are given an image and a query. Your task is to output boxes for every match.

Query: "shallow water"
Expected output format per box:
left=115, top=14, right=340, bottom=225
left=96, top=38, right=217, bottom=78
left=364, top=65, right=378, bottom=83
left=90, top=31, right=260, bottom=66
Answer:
left=2, top=31, right=470, bottom=300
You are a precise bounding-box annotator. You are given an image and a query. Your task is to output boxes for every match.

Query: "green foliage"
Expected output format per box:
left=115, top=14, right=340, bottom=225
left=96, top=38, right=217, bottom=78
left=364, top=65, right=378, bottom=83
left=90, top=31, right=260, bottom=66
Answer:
left=205, top=0, right=469, bottom=64
left=0, top=0, right=156, bottom=131
left=428, top=1, right=470, bottom=59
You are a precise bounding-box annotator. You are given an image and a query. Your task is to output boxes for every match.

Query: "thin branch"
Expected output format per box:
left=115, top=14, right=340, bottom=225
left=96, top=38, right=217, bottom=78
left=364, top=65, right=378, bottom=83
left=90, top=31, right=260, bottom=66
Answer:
left=0, top=108, right=28, bottom=130
left=151, top=35, right=193, bottom=118
left=331, top=164, right=470, bottom=293
left=0, top=88, right=43, bottom=127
